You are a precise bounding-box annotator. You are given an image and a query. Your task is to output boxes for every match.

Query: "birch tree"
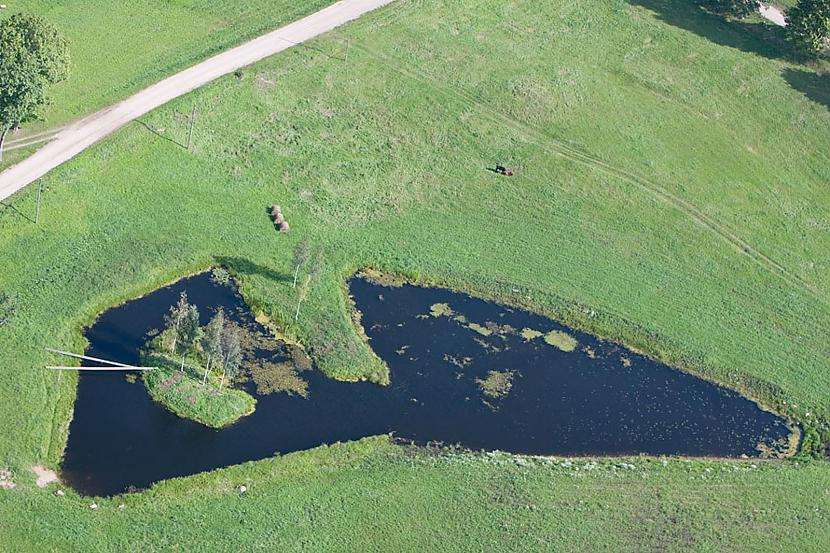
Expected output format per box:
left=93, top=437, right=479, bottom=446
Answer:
left=163, top=292, right=190, bottom=354
left=178, top=304, right=202, bottom=372
left=219, top=322, right=241, bottom=390
left=200, top=308, right=224, bottom=384
left=292, top=239, right=310, bottom=288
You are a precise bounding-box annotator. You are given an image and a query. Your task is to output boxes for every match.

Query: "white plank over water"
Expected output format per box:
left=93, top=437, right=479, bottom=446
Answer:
left=46, top=365, right=156, bottom=371
left=46, top=348, right=140, bottom=368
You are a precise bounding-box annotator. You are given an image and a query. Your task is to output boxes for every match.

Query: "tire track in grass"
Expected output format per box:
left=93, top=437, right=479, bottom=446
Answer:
left=351, top=43, right=825, bottom=308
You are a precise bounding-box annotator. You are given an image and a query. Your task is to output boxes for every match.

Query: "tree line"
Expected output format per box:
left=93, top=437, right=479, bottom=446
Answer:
left=160, top=292, right=242, bottom=390
left=702, top=0, right=830, bottom=56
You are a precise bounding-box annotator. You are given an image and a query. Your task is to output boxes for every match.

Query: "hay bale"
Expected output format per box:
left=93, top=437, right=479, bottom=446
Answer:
left=278, top=221, right=290, bottom=233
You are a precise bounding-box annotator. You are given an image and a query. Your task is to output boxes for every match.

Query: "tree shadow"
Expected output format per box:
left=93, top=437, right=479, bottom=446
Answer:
left=628, top=0, right=795, bottom=62
left=214, top=256, right=290, bottom=284
left=134, top=120, right=187, bottom=149
left=782, top=68, right=830, bottom=111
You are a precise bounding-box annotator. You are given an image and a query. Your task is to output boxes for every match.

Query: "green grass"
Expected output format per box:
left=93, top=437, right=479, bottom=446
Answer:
left=1, top=437, right=828, bottom=552
left=0, top=0, right=829, bottom=549
left=143, top=354, right=256, bottom=428
left=0, top=0, right=332, bottom=166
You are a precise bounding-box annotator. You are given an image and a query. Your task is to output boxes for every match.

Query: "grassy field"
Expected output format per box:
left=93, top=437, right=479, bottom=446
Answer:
left=0, top=0, right=331, bottom=166
left=1, top=436, right=829, bottom=552
left=0, top=0, right=829, bottom=549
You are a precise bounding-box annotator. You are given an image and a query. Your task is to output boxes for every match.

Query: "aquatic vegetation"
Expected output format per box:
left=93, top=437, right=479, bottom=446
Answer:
left=248, top=359, right=308, bottom=397
left=520, top=328, right=544, bottom=341
left=429, top=303, right=454, bottom=318
left=476, top=370, right=516, bottom=398
left=210, top=267, right=231, bottom=286
left=544, top=330, right=578, bottom=352
left=467, top=323, right=492, bottom=336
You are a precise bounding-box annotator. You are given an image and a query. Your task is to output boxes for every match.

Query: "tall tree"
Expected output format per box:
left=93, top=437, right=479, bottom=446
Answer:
left=219, top=322, right=241, bottom=389
left=787, top=0, right=830, bottom=55
left=163, top=292, right=190, bottom=354
left=292, top=239, right=310, bottom=289
left=0, top=14, right=70, bottom=159
left=177, top=304, right=202, bottom=372
left=200, top=308, right=224, bottom=384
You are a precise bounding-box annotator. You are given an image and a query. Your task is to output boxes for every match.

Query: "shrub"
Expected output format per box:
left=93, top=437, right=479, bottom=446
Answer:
left=787, top=0, right=830, bottom=56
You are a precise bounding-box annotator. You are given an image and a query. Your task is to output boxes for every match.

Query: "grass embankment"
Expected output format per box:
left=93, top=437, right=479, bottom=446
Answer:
left=0, top=0, right=331, bottom=167
left=1, top=437, right=829, bottom=551
left=142, top=353, right=256, bottom=428
left=0, top=0, right=828, bottom=549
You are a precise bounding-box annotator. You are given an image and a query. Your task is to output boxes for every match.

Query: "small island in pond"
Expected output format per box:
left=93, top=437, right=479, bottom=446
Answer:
left=142, top=291, right=256, bottom=428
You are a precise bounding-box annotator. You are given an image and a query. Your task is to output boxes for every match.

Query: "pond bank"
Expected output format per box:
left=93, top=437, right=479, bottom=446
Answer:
left=60, top=272, right=796, bottom=496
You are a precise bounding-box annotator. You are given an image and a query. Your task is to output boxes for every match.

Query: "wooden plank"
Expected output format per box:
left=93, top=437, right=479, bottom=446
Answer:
left=46, top=365, right=156, bottom=371
left=46, top=348, right=134, bottom=368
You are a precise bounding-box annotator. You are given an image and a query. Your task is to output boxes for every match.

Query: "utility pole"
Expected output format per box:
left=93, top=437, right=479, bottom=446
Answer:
left=35, top=179, right=43, bottom=224
left=187, top=105, right=197, bottom=151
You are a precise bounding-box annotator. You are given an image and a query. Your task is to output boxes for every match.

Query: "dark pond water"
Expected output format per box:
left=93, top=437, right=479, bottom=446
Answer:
left=61, top=272, right=792, bottom=496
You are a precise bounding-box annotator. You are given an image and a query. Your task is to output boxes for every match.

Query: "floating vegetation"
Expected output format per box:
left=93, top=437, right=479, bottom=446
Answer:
left=483, top=322, right=516, bottom=338
left=444, top=354, right=472, bottom=369
left=473, top=337, right=501, bottom=354
left=249, top=359, right=308, bottom=397
left=520, top=327, right=543, bottom=341
left=430, top=303, right=454, bottom=318
left=544, top=330, right=578, bottom=352
left=359, top=269, right=408, bottom=288
left=467, top=322, right=492, bottom=336
left=124, top=374, right=137, bottom=384
left=476, top=370, right=515, bottom=398
left=210, top=267, right=231, bottom=286
left=288, top=344, right=312, bottom=370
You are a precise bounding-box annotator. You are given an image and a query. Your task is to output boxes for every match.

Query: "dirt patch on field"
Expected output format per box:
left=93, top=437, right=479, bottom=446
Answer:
left=0, top=468, right=15, bottom=489
left=32, top=465, right=59, bottom=488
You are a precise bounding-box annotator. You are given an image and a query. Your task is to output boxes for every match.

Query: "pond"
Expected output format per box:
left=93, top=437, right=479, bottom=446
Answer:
left=60, top=272, right=793, bottom=496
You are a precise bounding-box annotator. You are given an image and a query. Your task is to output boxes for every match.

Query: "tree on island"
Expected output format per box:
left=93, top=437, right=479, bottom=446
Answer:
left=164, top=292, right=190, bottom=354
left=219, top=321, right=242, bottom=390
left=0, top=13, right=70, bottom=160
left=177, top=302, right=202, bottom=372
left=787, top=0, right=830, bottom=56
left=163, top=292, right=201, bottom=371
left=200, top=308, right=224, bottom=384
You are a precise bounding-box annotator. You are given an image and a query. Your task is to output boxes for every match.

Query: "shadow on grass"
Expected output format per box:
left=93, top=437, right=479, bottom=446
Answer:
left=783, top=68, right=830, bottom=111
left=134, top=120, right=187, bottom=149
left=628, top=0, right=796, bottom=61
left=215, top=256, right=290, bottom=284
left=0, top=200, right=36, bottom=224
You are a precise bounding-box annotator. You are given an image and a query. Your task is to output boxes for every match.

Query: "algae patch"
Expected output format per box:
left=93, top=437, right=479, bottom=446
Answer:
left=476, top=370, right=516, bottom=398
left=544, top=330, right=578, bottom=352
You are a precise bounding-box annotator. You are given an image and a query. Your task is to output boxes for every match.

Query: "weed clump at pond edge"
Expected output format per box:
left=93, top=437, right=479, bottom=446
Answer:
left=544, top=330, right=578, bottom=352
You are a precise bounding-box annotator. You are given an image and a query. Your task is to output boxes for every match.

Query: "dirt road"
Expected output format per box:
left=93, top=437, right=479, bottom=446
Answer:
left=760, top=4, right=786, bottom=26
left=0, top=0, right=394, bottom=203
